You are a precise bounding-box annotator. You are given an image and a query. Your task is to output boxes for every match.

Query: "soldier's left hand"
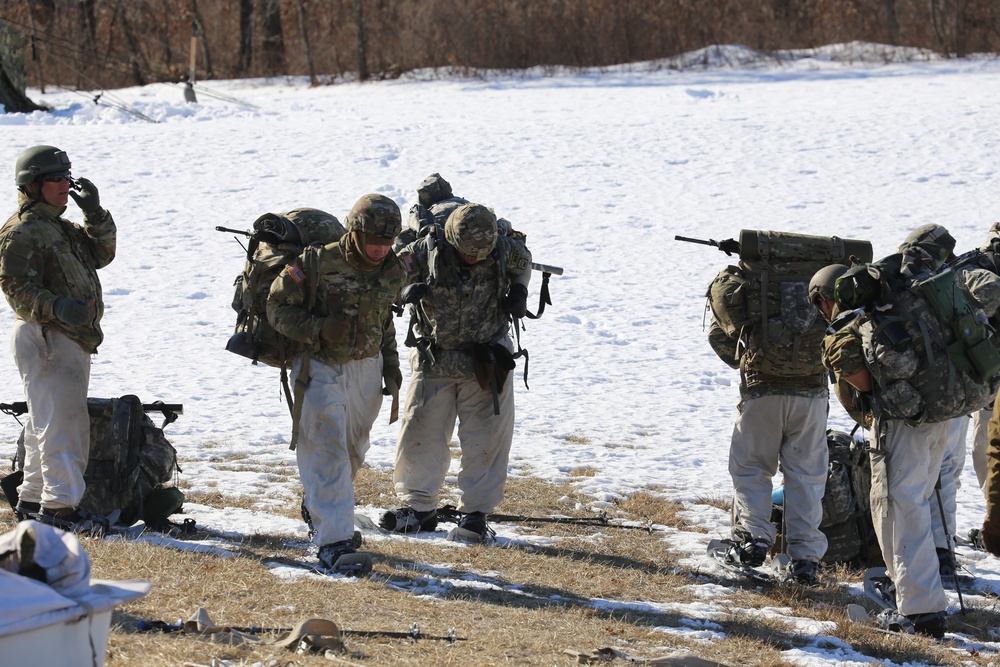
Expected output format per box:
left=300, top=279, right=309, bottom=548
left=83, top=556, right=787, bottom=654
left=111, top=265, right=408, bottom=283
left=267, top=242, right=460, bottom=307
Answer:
left=69, top=177, right=102, bottom=214
left=382, top=364, right=402, bottom=395
left=718, top=238, right=740, bottom=256
left=503, top=283, right=528, bottom=318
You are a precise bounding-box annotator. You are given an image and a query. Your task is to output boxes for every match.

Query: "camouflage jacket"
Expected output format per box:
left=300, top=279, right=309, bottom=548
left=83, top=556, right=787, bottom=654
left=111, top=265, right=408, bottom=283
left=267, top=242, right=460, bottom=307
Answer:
left=266, top=239, right=405, bottom=369
left=0, top=192, right=116, bottom=353
left=398, top=231, right=531, bottom=377
left=822, top=306, right=872, bottom=427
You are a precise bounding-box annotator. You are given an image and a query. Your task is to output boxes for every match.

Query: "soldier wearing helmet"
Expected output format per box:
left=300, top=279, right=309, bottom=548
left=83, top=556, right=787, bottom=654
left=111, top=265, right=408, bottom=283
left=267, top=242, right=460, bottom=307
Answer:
left=267, top=193, right=405, bottom=573
left=0, top=145, right=116, bottom=531
left=381, top=194, right=532, bottom=543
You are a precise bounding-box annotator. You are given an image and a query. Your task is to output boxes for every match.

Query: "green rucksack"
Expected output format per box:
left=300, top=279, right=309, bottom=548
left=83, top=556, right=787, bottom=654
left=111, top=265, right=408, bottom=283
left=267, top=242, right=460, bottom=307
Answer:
left=841, top=262, right=1000, bottom=423
left=5, top=396, right=183, bottom=527
left=225, top=208, right=346, bottom=368
left=707, top=230, right=873, bottom=378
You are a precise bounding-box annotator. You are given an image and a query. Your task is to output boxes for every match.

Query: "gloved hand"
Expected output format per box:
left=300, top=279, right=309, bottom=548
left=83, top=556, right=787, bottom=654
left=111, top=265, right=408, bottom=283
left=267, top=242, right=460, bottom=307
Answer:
left=68, top=177, right=101, bottom=214
left=382, top=363, right=402, bottom=396
left=718, top=238, right=740, bottom=256
left=982, top=516, right=1000, bottom=557
left=400, top=282, right=430, bottom=305
left=503, top=283, right=528, bottom=318
left=320, top=314, right=349, bottom=343
left=53, top=297, right=90, bottom=326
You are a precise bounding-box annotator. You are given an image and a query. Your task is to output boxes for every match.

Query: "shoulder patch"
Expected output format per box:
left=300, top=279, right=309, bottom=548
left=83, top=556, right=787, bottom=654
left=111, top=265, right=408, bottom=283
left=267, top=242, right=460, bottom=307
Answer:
left=288, top=264, right=306, bottom=283
left=400, top=253, right=416, bottom=273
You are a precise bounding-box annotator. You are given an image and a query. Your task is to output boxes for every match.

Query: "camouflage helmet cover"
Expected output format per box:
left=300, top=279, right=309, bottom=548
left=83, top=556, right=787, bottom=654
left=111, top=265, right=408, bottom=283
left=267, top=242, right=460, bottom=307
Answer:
left=808, top=264, right=849, bottom=306
left=15, top=145, right=72, bottom=186
left=899, top=223, right=956, bottom=263
left=416, top=173, right=453, bottom=208
left=344, top=194, right=402, bottom=241
left=444, top=203, right=497, bottom=261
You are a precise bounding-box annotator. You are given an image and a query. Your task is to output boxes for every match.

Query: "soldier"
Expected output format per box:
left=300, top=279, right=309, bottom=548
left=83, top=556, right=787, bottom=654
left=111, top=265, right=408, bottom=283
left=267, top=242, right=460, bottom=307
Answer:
left=380, top=203, right=531, bottom=542
left=711, top=257, right=830, bottom=586
left=267, top=193, right=405, bottom=572
left=808, top=224, right=968, bottom=638
left=0, top=145, right=116, bottom=530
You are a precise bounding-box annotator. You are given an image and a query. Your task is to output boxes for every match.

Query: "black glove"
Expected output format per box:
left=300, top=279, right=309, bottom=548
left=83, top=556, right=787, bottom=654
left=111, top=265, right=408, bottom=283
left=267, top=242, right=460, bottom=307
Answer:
left=68, top=177, right=101, bottom=214
left=400, top=282, right=430, bottom=305
left=718, top=238, right=740, bottom=256
left=382, top=364, right=402, bottom=396
left=503, top=283, right=528, bottom=318
left=53, top=297, right=90, bottom=326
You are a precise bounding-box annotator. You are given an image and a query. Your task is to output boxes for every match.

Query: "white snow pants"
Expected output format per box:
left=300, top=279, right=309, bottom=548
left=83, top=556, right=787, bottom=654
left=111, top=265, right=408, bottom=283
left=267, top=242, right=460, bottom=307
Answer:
left=728, top=394, right=829, bottom=562
left=869, top=418, right=949, bottom=617
left=930, top=416, right=969, bottom=550
left=392, top=349, right=515, bottom=514
left=12, top=321, right=91, bottom=511
left=294, top=354, right=383, bottom=547
left=972, top=405, right=992, bottom=497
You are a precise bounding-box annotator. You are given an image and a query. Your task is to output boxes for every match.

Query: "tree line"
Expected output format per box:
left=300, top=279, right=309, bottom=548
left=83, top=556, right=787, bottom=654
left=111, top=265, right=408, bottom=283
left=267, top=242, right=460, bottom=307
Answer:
left=1, top=0, right=998, bottom=91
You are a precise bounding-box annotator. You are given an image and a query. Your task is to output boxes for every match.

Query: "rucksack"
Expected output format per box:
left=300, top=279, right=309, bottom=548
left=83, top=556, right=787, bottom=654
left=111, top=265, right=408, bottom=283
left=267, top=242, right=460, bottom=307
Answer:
left=3, top=396, right=183, bottom=527
left=224, top=208, right=346, bottom=368
left=772, top=430, right=880, bottom=567
left=835, top=258, right=1000, bottom=424
left=706, top=230, right=873, bottom=378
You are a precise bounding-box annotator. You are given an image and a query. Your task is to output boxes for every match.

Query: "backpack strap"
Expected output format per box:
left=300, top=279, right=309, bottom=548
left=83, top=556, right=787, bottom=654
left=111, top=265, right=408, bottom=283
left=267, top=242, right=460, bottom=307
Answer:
left=288, top=246, right=321, bottom=451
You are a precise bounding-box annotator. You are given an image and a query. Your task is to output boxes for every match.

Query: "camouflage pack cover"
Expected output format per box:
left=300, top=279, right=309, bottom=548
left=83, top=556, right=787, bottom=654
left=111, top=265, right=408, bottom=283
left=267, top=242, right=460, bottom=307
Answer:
left=772, top=430, right=878, bottom=565
left=226, top=208, right=345, bottom=367
left=707, top=230, right=872, bottom=381
left=859, top=266, right=999, bottom=423
left=15, top=396, right=181, bottom=526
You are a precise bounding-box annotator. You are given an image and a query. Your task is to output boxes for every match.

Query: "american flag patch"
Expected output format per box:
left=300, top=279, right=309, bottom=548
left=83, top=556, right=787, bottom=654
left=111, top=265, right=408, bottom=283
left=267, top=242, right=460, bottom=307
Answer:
left=400, top=254, right=416, bottom=272
left=288, top=265, right=306, bottom=283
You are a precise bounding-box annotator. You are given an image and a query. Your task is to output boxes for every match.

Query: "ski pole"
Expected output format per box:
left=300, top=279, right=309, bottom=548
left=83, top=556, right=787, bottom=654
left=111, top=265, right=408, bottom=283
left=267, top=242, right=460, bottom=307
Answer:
left=934, top=475, right=964, bottom=613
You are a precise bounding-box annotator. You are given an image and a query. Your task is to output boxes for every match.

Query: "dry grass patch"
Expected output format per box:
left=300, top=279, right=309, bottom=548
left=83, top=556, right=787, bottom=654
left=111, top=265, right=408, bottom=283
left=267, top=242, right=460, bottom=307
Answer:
left=569, top=466, right=599, bottom=478
left=565, top=434, right=591, bottom=445
left=695, top=492, right=732, bottom=512
left=616, top=490, right=695, bottom=531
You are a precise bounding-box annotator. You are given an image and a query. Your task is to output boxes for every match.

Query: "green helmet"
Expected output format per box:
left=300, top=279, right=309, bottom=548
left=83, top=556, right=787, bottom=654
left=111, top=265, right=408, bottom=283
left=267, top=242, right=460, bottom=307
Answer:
left=416, top=173, right=453, bottom=208
left=899, top=223, right=956, bottom=265
left=444, top=203, right=497, bottom=261
left=808, top=264, right=849, bottom=306
left=344, top=194, right=401, bottom=240
left=15, top=145, right=72, bottom=186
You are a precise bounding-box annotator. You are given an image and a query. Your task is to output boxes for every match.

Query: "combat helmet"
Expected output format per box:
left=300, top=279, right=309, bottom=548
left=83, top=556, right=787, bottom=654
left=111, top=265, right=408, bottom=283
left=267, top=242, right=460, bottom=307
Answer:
left=344, top=194, right=401, bottom=241
left=808, top=264, right=849, bottom=306
left=899, top=223, right=956, bottom=265
left=416, top=173, right=453, bottom=208
left=444, top=203, right=497, bottom=261
left=15, top=145, right=72, bottom=186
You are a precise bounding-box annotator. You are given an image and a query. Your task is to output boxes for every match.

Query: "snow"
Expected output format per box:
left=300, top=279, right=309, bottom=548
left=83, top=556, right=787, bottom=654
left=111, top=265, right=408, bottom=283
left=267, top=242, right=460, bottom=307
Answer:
left=2, top=43, right=1000, bottom=664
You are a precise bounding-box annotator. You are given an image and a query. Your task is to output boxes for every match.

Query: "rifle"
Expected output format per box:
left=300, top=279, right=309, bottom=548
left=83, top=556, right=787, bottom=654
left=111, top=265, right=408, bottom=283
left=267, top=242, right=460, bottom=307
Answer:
left=0, top=402, right=183, bottom=417
left=219, top=225, right=564, bottom=276
left=674, top=235, right=740, bottom=256
left=137, top=619, right=464, bottom=642
left=435, top=505, right=665, bottom=533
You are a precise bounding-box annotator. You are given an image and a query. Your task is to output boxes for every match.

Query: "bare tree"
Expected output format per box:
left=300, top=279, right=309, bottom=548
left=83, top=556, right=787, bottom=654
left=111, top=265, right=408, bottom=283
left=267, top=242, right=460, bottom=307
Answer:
left=354, top=0, right=367, bottom=80
left=260, top=0, right=286, bottom=75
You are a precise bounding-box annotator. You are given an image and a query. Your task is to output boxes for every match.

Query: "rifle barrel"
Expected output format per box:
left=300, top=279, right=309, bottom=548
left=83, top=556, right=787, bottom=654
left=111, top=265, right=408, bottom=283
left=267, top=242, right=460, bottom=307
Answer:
left=216, top=225, right=252, bottom=237
left=674, top=235, right=718, bottom=247
left=0, top=401, right=182, bottom=416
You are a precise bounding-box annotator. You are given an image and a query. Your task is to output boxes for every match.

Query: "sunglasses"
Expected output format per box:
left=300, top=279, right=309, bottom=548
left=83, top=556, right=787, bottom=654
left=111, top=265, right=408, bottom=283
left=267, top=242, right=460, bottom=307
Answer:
left=42, top=172, right=72, bottom=183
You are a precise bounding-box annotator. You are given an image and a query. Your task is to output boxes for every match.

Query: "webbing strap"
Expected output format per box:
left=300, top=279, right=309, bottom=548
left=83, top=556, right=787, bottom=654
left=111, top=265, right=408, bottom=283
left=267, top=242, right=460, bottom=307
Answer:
left=524, top=271, right=551, bottom=319
left=288, top=247, right=321, bottom=451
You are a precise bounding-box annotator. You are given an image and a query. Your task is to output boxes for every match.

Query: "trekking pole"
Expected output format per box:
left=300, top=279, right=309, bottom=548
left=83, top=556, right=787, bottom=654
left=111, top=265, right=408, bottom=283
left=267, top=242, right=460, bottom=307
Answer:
left=934, top=475, right=965, bottom=613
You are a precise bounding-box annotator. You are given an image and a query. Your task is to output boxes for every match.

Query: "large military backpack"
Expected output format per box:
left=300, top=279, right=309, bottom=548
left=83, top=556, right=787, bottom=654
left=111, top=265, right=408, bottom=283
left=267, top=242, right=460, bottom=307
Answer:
left=835, top=259, right=1000, bottom=424
left=772, top=430, right=880, bottom=567
left=224, top=208, right=346, bottom=368
left=1, top=396, right=184, bottom=528
left=706, top=230, right=873, bottom=377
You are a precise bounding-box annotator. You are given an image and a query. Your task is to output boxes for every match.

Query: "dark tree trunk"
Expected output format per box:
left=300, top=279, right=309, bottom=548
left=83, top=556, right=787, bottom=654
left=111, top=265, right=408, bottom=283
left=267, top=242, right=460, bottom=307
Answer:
left=354, top=0, right=367, bottom=81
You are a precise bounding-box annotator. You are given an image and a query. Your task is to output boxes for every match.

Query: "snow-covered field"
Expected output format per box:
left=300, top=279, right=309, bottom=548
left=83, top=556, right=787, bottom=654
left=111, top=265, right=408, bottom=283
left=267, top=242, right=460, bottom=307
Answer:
left=3, top=44, right=1000, bottom=665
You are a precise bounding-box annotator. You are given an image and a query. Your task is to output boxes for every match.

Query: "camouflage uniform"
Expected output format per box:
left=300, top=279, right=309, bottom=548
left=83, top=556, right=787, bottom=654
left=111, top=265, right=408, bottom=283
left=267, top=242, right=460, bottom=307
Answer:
left=0, top=189, right=116, bottom=511
left=267, top=201, right=405, bottom=549
left=391, top=205, right=531, bottom=515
